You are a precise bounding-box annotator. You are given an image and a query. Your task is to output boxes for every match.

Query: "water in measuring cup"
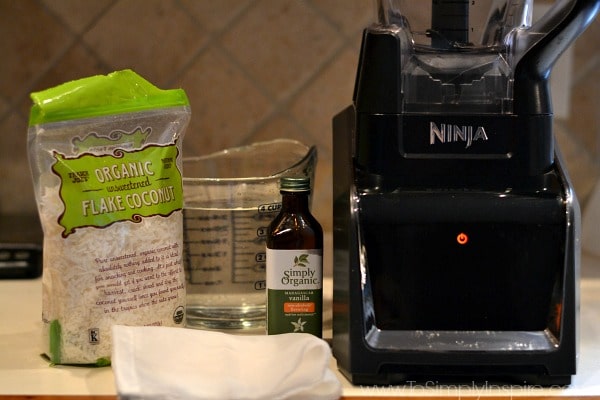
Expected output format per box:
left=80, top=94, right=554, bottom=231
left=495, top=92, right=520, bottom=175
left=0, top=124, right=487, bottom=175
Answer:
left=183, top=204, right=281, bottom=330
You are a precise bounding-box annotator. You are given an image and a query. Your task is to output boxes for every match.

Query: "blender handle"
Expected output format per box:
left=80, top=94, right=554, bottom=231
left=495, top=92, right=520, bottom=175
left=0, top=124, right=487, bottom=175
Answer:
left=513, top=0, right=600, bottom=115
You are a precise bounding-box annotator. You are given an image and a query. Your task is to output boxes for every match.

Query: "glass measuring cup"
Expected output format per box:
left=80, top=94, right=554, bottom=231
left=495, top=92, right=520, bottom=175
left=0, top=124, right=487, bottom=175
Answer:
left=182, top=139, right=316, bottom=330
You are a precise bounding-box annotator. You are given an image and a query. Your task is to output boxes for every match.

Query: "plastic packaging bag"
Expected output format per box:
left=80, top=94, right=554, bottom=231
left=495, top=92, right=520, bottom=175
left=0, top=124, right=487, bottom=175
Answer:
left=28, top=70, right=190, bottom=365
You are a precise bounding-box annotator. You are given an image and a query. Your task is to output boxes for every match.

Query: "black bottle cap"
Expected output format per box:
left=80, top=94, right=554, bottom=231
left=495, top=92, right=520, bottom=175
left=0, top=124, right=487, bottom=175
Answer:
left=280, top=176, right=310, bottom=192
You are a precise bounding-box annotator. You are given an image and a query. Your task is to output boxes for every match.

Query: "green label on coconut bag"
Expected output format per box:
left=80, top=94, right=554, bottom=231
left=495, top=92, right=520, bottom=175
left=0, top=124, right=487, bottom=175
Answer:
left=52, top=143, right=182, bottom=237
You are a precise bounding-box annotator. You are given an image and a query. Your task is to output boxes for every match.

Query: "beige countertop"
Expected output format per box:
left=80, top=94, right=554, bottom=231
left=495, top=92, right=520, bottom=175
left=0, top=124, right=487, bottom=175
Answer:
left=1, top=252, right=600, bottom=399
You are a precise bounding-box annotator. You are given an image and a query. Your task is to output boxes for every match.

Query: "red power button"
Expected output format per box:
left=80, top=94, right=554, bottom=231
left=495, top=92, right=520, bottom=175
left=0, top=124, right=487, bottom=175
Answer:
left=456, top=232, right=469, bottom=245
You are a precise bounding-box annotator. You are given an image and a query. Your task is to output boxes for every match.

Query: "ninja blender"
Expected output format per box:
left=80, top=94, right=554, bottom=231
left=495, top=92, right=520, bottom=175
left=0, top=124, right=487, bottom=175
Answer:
left=333, top=0, right=599, bottom=385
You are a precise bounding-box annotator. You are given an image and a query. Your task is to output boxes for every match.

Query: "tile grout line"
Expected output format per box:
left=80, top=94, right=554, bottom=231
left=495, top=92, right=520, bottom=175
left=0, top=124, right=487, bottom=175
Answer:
left=166, top=0, right=315, bottom=149
left=555, top=119, right=600, bottom=171
left=571, top=54, right=600, bottom=86
left=262, top=1, right=369, bottom=147
left=167, top=0, right=258, bottom=89
left=10, top=0, right=119, bottom=121
left=5, top=0, right=78, bottom=120
left=239, top=1, right=364, bottom=146
left=240, top=38, right=356, bottom=149
left=170, top=0, right=364, bottom=148
left=169, top=1, right=337, bottom=152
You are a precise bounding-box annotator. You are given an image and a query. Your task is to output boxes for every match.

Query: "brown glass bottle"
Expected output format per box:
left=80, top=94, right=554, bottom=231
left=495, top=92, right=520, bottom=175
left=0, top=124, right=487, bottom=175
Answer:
left=266, top=176, right=323, bottom=337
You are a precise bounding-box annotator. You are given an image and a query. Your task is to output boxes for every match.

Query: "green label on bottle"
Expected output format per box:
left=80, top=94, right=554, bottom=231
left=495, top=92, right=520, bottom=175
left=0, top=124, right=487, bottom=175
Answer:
left=266, top=249, right=323, bottom=337
left=267, top=288, right=322, bottom=336
left=51, top=143, right=182, bottom=237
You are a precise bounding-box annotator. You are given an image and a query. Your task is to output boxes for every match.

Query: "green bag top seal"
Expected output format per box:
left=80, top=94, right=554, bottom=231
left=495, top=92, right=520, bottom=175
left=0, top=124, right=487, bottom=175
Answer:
left=29, top=69, right=190, bottom=126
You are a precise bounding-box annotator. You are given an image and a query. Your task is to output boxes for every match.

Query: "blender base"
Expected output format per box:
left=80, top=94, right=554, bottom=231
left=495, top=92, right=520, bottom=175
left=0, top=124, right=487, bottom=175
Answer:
left=332, top=109, right=579, bottom=387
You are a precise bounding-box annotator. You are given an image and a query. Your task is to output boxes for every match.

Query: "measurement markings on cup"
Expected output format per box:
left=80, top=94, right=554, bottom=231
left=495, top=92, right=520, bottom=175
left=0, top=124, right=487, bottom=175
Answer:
left=183, top=205, right=280, bottom=286
left=183, top=209, right=232, bottom=285
left=231, top=210, right=270, bottom=284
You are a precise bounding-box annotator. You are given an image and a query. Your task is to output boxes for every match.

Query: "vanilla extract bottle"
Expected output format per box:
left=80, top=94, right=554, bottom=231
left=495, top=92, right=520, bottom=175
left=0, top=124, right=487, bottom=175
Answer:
left=266, top=176, right=323, bottom=337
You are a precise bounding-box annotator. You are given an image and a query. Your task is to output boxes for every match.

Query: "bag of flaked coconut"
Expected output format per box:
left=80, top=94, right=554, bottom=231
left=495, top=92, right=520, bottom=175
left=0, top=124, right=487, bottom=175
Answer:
left=28, top=70, right=190, bottom=365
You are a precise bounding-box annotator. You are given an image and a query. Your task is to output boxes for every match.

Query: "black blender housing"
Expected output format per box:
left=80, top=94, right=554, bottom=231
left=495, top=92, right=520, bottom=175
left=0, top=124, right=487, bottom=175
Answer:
left=333, top=0, right=598, bottom=385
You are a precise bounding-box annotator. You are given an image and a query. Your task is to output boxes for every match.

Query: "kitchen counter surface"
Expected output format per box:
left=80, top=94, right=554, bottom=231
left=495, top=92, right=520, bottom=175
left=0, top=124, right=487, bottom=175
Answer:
left=1, top=252, right=600, bottom=399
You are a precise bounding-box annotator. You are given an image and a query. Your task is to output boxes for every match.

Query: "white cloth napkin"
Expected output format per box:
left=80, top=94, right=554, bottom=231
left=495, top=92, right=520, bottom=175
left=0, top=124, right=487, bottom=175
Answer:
left=111, top=325, right=342, bottom=400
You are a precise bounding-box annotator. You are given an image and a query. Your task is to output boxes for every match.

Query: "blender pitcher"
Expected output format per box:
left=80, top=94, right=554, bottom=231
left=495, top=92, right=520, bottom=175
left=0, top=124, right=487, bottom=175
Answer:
left=183, top=139, right=316, bottom=330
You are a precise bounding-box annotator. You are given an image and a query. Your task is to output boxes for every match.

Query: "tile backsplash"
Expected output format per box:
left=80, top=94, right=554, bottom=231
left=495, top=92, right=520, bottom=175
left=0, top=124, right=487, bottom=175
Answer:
left=1, top=0, right=599, bottom=233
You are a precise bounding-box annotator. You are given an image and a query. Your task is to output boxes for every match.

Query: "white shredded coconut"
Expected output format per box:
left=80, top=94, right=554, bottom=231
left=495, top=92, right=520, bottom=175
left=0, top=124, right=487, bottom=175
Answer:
left=30, top=108, right=190, bottom=365
left=39, top=180, right=186, bottom=364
